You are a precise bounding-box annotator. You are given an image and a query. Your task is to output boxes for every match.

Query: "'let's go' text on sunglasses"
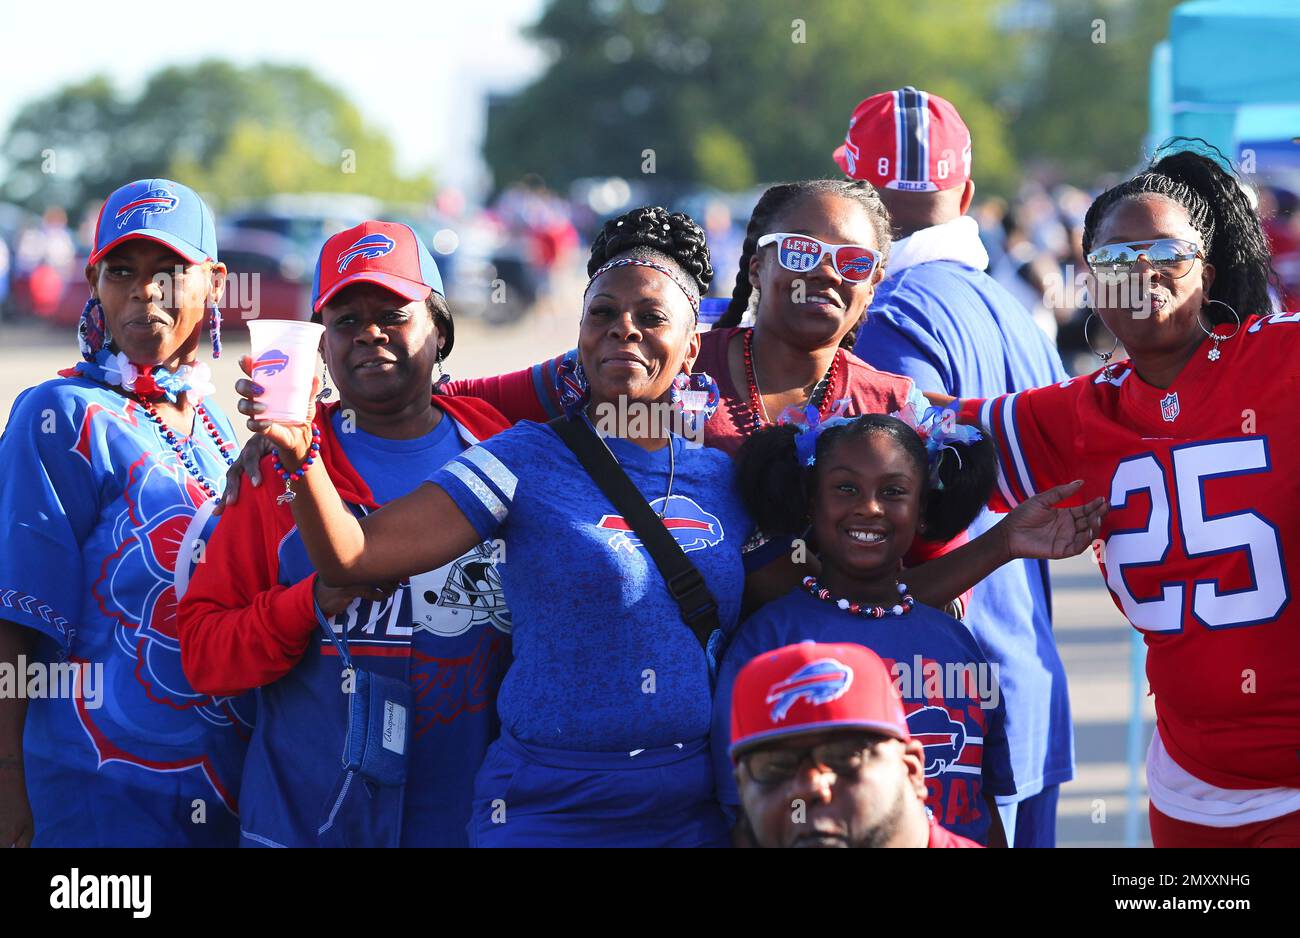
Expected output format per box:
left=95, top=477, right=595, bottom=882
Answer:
left=758, top=233, right=883, bottom=283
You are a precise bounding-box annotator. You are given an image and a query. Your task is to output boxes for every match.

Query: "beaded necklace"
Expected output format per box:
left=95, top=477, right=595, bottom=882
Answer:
left=742, top=328, right=841, bottom=432
left=135, top=397, right=235, bottom=501
left=801, top=575, right=914, bottom=618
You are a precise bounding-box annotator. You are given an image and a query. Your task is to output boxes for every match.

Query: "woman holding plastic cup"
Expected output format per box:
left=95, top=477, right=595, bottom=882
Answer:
left=0, top=179, right=251, bottom=847
left=179, top=221, right=514, bottom=847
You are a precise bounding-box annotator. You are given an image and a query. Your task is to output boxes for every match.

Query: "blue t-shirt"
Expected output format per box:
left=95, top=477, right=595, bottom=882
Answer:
left=855, top=258, right=1074, bottom=800
left=0, top=378, right=250, bottom=846
left=713, top=589, right=1016, bottom=845
left=430, top=420, right=754, bottom=752
left=332, top=409, right=507, bottom=847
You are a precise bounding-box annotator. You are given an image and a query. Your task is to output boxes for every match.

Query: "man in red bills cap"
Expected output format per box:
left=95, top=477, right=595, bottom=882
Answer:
left=834, top=86, right=1073, bottom=849
left=729, top=641, right=981, bottom=848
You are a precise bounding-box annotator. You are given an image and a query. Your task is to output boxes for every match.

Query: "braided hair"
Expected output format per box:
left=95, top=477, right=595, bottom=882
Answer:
left=1082, top=139, right=1277, bottom=323
left=587, top=205, right=713, bottom=314
left=717, top=179, right=892, bottom=347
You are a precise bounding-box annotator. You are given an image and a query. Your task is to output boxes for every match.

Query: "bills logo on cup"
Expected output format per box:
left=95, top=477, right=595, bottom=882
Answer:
left=115, top=188, right=179, bottom=229
left=337, top=233, right=396, bottom=272
left=252, top=349, right=290, bottom=377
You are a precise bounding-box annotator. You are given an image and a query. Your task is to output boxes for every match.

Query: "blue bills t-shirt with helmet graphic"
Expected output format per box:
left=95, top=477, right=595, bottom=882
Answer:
left=429, top=419, right=755, bottom=752
left=713, top=588, right=1016, bottom=845
left=0, top=377, right=250, bottom=846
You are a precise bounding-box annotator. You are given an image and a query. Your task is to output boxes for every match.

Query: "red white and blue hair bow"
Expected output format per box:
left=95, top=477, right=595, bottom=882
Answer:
left=777, top=397, right=855, bottom=466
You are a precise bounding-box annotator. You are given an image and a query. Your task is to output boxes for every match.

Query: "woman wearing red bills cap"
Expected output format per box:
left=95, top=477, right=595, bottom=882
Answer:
left=0, top=179, right=249, bottom=847
left=935, top=143, right=1300, bottom=848
left=729, top=641, right=982, bottom=848
left=179, top=221, right=516, bottom=847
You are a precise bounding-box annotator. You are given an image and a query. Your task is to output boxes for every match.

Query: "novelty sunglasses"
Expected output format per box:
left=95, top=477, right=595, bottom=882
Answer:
left=758, top=233, right=883, bottom=282
left=1085, top=237, right=1204, bottom=281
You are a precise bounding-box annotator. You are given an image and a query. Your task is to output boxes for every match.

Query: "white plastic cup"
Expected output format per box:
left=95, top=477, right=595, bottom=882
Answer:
left=246, top=320, right=325, bottom=424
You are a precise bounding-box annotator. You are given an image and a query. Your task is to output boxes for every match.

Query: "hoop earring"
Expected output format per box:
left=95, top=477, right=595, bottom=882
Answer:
left=316, top=362, right=333, bottom=402
left=1084, top=312, right=1120, bottom=365
left=669, top=370, right=720, bottom=434
left=1198, top=299, right=1242, bottom=362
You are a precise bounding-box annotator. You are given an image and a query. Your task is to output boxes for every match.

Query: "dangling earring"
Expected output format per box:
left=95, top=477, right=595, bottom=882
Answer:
left=555, top=353, right=590, bottom=420
left=1084, top=312, right=1120, bottom=367
left=316, top=361, right=333, bottom=402
left=78, top=295, right=110, bottom=361
left=1198, top=299, right=1242, bottom=362
left=433, top=347, right=451, bottom=392
left=209, top=305, right=223, bottom=360
left=669, top=370, right=721, bottom=436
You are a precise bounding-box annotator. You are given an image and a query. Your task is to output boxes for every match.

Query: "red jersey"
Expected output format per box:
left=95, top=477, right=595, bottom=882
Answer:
left=928, top=816, right=983, bottom=848
left=959, top=312, right=1300, bottom=790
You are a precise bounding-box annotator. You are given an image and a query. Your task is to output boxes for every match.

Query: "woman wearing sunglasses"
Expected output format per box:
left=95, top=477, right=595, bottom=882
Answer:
left=445, top=179, right=925, bottom=459
left=935, top=144, right=1300, bottom=847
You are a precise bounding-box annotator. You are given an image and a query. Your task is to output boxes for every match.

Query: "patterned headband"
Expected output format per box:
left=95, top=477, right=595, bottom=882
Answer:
left=584, top=256, right=700, bottom=316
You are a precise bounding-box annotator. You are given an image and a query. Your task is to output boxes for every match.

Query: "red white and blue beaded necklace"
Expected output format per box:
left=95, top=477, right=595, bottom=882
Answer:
left=801, top=575, right=915, bottom=618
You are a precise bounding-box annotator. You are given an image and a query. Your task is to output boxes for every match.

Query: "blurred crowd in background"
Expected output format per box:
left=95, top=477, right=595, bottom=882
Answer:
left=5, top=169, right=1299, bottom=378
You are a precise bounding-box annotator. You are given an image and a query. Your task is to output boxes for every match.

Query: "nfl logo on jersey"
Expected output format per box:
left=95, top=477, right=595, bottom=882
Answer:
left=1160, top=392, right=1179, bottom=422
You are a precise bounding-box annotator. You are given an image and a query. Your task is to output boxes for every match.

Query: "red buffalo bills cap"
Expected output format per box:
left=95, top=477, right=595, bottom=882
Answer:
left=89, top=178, right=218, bottom=265
left=312, top=220, right=444, bottom=312
left=730, top=641, right=909, bottom=761
left=832, top=86, right=972, bottom=192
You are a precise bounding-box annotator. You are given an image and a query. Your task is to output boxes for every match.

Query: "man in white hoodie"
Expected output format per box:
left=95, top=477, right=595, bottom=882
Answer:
left=837, top=87, right=1072, bottom=848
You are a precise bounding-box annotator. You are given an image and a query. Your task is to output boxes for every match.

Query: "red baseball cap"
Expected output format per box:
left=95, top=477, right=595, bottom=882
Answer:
left=832, top=86, right=972, bottom=192
left=312, top=220, right=444, bottom=312
left=729, top=641, right=909, bottom=761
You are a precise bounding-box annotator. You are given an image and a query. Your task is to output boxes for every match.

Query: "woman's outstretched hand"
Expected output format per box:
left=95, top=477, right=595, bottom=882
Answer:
left=235, top=355, right=318, bottom=470
left=999, top=480, right=1109, bottom=561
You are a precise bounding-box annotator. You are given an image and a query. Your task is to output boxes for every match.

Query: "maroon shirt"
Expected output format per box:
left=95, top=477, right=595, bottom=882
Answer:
left=693, top=327, right=917, bottom=458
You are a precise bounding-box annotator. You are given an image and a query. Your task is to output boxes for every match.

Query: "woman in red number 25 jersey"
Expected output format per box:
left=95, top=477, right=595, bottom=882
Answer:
left=942, top=142, right=1300, bottom=847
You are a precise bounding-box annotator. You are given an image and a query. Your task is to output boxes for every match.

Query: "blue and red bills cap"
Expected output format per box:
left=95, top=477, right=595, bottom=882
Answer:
left=832, top=86, right=972, bottom=193
left=312, top=220, right=444, bottom=312
left=730, top=641, right=910, bottom=761
left=89, top=178, right=218, bottom=265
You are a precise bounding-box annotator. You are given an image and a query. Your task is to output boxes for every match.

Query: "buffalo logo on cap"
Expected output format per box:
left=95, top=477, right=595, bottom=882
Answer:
left=765, top=658, right=854, bottom=722
left=337, top=233, right=396, bottom=273
left=115, top=187, right=179, bottom=230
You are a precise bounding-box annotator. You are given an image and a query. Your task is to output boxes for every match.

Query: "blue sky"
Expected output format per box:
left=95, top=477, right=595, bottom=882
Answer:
left=0, top=0, right=548, bottom=197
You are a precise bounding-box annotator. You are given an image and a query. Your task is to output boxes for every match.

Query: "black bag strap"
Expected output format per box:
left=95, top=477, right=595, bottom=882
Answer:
left=549, top=416, right=720, bottom=650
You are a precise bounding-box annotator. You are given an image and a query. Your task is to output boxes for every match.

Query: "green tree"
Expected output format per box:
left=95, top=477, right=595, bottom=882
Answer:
left=485, top=0, right=1179, bottom=196
left=1010, top=0, right=1183, bottom=180
left=485, top=0, right=1024, bottom=195
left=1, top=61, right=432, bottom=212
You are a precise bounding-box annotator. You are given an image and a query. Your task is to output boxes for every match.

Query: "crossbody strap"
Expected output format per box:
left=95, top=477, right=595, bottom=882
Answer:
left=549, top=416, right=720, bottom=650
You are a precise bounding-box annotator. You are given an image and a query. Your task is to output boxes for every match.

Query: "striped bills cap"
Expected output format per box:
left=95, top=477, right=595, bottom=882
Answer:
left=832, top=86, right=972, bottom=192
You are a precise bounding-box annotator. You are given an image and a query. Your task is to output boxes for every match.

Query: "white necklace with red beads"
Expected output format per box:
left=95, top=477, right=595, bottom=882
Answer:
left=801, top=575, right=915, bottom=618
